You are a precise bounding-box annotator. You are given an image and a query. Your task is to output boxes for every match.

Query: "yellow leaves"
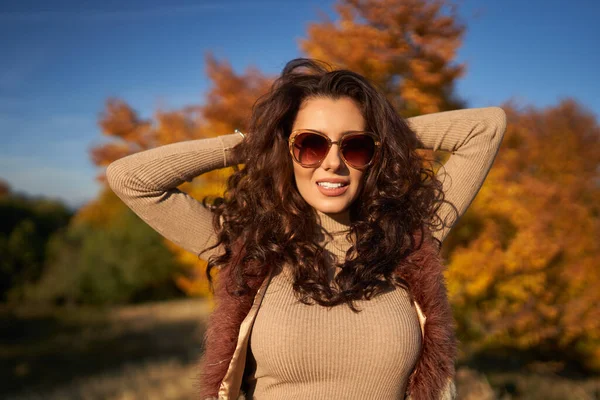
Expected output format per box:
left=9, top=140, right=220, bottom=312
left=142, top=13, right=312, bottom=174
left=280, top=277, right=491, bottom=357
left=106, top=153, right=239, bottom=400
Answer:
left=72, top=187, right=127, bottom=229
left=464, top=273, right=492, bottom=300
left=300, top=0, right=466, bottom=116
left=444, top=100, right=600, bottom=368
left=447, top=232, right=503, bottom=302
left=154, top=108, right=203, bottom=145
left=407, top=58, right=444, bottom=86
left=165, top=235, right=213, bottom=299
left=401, top=82, right=442, bottom=114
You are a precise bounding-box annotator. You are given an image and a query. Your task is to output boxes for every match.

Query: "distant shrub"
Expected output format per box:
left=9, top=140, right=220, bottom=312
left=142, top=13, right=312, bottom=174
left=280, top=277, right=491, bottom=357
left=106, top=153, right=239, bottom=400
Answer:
left=24, top=207, right=184, bottom=305
left=0, top=193, right=72, bottom=301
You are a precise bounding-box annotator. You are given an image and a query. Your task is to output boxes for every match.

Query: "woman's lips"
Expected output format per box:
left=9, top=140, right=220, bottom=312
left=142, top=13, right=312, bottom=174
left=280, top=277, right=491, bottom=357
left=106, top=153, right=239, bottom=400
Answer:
left=316, top=182, right=349, bottom=197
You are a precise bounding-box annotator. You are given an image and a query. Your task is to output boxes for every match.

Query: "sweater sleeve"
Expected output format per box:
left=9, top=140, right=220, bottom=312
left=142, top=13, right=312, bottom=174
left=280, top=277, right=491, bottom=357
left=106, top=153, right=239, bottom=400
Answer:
left=406, top=107, right=507, bottom=244
left=106, top=133, right=243, bottom=261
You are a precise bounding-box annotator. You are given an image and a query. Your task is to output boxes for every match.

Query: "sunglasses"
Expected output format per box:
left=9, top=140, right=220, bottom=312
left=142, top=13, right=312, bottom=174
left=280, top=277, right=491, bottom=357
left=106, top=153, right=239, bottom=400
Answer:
left=288, top=129, right=381, bottom=169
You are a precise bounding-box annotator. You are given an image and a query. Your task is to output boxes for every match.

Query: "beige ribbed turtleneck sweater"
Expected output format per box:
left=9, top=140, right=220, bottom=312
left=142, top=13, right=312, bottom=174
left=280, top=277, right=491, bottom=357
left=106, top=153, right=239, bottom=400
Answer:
left=106, top=107, right=507, bottom=399
left=245, top=209, right=423, bottom=398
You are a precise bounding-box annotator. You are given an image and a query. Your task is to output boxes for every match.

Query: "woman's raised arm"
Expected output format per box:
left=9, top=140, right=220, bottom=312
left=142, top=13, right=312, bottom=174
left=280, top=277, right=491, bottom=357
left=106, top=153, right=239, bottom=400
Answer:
left=406, top=107, right=507, bottom=244
left=106, top=133, right=243, bottom=261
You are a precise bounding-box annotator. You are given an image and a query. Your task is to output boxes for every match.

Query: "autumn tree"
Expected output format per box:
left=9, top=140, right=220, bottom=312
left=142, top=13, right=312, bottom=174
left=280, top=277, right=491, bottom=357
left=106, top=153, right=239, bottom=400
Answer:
left=88, top=53, right=273, bottom=297
left=300, top=0, right=466, bottom=116
left=444, top=99, right=600, bottom=371
left=83, top=0, right=600, bottom=372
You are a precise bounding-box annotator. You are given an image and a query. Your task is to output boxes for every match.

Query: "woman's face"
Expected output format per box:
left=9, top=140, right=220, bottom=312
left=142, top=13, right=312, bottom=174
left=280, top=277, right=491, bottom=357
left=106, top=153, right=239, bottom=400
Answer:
left=290, top=96, right=367, bottom=216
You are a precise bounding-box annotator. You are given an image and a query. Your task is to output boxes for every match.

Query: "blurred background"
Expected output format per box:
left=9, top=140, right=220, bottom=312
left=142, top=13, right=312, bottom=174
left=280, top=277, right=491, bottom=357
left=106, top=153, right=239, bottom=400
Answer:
left=1, top=0, right=599, bottom=399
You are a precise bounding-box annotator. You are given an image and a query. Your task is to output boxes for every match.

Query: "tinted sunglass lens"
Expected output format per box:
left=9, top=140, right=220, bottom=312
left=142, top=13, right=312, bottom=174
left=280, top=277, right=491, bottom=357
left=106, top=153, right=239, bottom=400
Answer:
left=342, top=135, right=375, bottom=167
left=294, top=132, right=329, bottom=165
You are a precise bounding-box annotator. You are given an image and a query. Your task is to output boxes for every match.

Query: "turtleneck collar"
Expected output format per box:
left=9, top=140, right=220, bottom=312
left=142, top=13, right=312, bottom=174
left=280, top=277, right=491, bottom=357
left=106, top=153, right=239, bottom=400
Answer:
left=315, top=209, right=352, bottom=235
left=313, top=209, right=354, bottom=279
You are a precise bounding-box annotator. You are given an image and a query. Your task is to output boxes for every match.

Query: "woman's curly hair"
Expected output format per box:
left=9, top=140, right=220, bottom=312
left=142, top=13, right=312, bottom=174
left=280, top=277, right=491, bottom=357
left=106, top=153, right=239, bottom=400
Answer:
left=199, top=58, right=450, bottom=312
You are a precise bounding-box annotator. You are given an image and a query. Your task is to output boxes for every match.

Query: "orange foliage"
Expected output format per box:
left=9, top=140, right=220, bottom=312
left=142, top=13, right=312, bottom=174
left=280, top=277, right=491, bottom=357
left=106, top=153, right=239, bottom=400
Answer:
left=444, top=99, right=600, bottom=369
left=91, top=99, right=202, bottom=182
left=300, top=0, right=466, bottom=116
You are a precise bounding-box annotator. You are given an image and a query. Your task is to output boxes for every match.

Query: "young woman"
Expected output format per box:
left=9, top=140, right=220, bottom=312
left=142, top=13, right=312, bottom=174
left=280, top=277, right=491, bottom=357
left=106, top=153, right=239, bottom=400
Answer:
left=107, top=58, right=507, bottom=399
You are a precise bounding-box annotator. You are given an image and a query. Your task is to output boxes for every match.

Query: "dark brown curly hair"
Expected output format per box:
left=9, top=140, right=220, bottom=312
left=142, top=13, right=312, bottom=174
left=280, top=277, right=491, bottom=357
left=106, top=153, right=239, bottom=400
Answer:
left=199, top=58, right=450, bottom=312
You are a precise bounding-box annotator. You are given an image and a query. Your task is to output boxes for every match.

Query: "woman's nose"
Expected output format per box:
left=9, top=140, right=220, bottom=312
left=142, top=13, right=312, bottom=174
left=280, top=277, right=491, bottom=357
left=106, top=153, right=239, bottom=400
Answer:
left=320, top=143, right=343, bottom=171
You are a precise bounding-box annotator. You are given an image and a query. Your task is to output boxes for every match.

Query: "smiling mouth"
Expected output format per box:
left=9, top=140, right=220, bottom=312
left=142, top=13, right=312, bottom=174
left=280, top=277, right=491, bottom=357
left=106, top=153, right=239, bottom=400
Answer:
left=316, top=182, right=349, bottom=188
left=315, top=181, right=350, bottom=197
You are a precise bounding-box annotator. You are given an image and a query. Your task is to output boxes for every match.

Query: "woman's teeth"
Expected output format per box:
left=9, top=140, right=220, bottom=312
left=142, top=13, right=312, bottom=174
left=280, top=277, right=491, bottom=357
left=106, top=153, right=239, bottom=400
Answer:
left=317, top=182, right=347, bottom=188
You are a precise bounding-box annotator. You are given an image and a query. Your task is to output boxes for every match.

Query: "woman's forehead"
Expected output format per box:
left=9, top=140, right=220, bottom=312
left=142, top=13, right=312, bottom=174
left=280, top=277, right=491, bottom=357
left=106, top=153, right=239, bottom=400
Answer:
left=290, top=128, right=368, bottom=140
left=293, top=98, right=366, bottom=137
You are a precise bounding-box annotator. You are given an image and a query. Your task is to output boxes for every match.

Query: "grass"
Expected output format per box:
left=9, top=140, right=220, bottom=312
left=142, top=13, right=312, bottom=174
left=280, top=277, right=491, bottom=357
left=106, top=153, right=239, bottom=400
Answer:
left=1, top=299, right=599, bottom=399
left=1, top=299, right=211, bottom=399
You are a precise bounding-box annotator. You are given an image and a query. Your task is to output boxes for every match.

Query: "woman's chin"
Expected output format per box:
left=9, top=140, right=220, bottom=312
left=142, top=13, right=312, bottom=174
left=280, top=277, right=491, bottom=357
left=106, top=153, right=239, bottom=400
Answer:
left=311, top=200, right=351, bottom=215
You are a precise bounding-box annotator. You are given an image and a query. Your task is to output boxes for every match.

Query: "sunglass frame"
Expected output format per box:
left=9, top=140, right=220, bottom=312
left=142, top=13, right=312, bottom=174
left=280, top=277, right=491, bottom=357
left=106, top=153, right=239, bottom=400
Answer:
left=288, top=129, right=381, bottom=169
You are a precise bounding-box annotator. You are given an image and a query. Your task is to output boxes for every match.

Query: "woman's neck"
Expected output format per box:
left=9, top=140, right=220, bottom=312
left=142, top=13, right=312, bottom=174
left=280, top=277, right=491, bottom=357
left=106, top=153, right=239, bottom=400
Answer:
left=315, top=209, right=352, bottom=235
left=314, top=209, right=355, bottom=280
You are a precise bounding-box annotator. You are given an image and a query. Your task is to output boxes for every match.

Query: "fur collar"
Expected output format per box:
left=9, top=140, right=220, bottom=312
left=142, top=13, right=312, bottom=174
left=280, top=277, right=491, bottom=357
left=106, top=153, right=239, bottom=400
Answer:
left=198, top=228, right=456, bottom=400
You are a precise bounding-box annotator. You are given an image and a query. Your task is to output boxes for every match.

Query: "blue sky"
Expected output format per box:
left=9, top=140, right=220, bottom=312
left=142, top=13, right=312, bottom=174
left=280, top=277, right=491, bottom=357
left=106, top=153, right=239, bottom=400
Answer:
left=1, top=0, right=598, bottom=210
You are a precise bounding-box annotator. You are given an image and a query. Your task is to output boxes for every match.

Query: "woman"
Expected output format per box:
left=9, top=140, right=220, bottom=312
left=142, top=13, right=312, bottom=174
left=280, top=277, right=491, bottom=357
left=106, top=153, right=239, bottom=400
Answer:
left=107, top=58, right=507, bottom=399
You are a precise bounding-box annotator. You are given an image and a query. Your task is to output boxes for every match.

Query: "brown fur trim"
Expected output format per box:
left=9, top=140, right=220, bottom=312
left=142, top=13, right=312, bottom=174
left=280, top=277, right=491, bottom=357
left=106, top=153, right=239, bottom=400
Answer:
left=197, top=243, right=262, bottom=399
left=396, top=229, right=457, bottom=400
